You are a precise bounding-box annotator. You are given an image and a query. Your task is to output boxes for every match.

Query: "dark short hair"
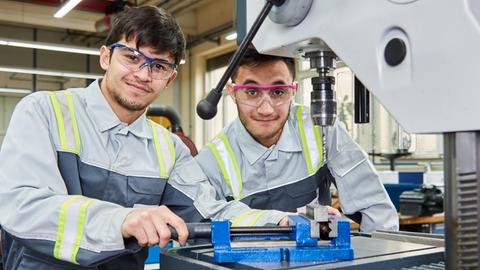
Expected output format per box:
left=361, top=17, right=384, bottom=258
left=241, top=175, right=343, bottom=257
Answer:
left=105, top=6, right=185, bottom=65
left=231, top=47, right=295, bottom=82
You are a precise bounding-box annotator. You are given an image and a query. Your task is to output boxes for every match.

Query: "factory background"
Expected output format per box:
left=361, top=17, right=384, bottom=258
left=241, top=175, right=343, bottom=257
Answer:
left=0, top=0, right=447, bottom=238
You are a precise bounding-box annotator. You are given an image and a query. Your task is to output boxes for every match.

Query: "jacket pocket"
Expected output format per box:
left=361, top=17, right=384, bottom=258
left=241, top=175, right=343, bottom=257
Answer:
left=328, top=147, right=385, bottom=211
left=126, top=176, right=166, bottom=207
left=328, top=147, right=366, bottom=178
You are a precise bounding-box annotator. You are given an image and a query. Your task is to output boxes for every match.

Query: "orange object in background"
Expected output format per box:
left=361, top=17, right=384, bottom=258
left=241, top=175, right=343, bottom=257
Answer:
left=148, top=115, right=172, bottom=130
left=147, top=105, right=198, bottom=156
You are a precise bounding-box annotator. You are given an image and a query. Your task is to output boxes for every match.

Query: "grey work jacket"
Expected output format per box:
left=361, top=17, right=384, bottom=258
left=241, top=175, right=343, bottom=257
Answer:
left=0, top=80, right=286, bottom=270
left=196, top=103, right=399, bottom=232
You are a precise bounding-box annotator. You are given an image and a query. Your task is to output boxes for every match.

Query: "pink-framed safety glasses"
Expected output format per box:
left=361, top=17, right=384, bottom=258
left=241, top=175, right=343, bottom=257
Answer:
left=232, top=83, right=296, bottom=107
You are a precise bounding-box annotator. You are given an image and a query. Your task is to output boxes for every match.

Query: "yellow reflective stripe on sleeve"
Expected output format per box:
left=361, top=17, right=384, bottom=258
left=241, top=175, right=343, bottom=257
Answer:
left=65, top=91, right=81, bottom=153
left=55, top=196, right=96, bottom=262
left=231, top=209, right=255, bottom=227
left=231, top=209, right=266, bottom=227
left=313, top=125, right=324, bottom=169
left=217, top=133, right=243, bottom=199
left=207, top=142, right=234, bottom=196
left=296, top=106, right=314, bottom=174
left=71, top=198, right=95, bottom=263
left=248, top=210, right=266, bottom=226
left=54, top=196, right=81, bottom=260
left=49, top=92, right=68, bottom=151
left=151, top=121, right=167, bottom=177
left=54, top=196, right=96, bottom=264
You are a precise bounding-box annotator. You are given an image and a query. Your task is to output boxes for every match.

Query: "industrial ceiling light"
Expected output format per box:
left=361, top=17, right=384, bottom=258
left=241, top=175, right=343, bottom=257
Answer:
left=0, top=88, right=33, bottom=97
left=0, top=38, right=99, bottom=55
left=54, top=0, right=82, bottom=18
left=0, top=66, right=102, bottom=80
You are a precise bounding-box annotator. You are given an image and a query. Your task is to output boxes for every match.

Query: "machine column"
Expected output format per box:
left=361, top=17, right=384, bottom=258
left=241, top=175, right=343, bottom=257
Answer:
left=443, top=132, right=480, bottom=269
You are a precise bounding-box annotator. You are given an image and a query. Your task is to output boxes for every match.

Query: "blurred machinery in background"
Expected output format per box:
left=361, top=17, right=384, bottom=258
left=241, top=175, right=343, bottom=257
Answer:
left=400, top=185, right=444, bottom=218
left=94, top=0, right=131, bottom=32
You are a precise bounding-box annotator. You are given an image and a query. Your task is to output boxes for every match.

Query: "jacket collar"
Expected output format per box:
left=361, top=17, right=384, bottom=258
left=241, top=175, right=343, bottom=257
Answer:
left=84, top=80, right=152, bottom=139
left=234, top=110, right=302, bottom=165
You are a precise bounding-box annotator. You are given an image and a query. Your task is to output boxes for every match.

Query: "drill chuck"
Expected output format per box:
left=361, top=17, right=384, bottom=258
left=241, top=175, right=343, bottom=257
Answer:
left=311, top=76, right=336, bottom=126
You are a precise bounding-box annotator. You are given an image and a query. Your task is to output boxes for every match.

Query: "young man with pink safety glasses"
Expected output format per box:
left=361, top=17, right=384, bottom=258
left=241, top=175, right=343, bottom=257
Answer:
left=195, top=47, right=399, bottom=232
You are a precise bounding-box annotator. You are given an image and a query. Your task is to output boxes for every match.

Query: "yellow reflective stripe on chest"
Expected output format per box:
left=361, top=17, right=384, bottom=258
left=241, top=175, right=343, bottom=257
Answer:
left=49, top=90, right=81, bottom=154
left=150, top=120, right=176, bottom=178
left=208, top=133, right=243, bottom=200
left=296, top=105, right=324, bottom=174
left=54, top=196, right=95, bottom=264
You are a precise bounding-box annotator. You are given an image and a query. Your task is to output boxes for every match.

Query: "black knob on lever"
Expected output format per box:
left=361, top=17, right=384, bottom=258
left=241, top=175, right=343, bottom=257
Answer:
left=196, top=89, right=222, bottom=120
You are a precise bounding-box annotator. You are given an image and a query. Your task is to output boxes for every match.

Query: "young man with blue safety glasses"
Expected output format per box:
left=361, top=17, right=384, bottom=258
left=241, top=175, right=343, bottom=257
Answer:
left=0, top=7, right=289, bottom=270
left=195, top=48, right=399, bottom=231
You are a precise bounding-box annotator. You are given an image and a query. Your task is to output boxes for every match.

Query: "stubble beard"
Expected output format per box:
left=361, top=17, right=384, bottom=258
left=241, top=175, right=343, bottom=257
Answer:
left=111, top=89, right=148, bottom=112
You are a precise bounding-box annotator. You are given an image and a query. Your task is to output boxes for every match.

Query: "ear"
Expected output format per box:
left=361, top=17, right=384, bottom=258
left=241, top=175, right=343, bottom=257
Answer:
left=165, top=71, right=177, bottom=88
left=99, top=46, right=111, bottom=71
left=293, top=81, right=298, bottom=95
left=226, top=82, right=236, bottom=103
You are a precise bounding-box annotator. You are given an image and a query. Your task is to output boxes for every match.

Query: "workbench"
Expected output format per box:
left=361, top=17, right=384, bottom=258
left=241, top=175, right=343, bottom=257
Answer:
left=160, top=231, right=444, bottom=270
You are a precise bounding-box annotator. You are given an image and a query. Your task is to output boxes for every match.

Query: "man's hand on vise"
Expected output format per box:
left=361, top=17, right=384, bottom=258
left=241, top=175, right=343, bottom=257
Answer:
left=278, top=216, right=289, bottom=226
left=326, top=206, right=342, bottom=217
left=121, top=205, right=188, bottom=247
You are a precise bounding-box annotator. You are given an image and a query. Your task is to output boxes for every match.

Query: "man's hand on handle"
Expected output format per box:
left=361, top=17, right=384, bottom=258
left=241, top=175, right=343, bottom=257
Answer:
left=121, top=205, right=188, bottom=247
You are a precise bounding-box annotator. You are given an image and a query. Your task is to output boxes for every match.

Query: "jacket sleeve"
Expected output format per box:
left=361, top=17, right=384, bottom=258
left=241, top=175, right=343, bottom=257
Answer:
left=0, top=93, right=139, bottom=267
left=326, top=121, right=399, bottom=232
left=177, top=143, right=288, bottom=226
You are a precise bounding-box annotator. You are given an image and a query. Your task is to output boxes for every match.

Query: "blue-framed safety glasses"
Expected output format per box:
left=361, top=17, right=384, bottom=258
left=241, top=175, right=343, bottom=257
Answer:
left=108, top=43, right=177, bottom=80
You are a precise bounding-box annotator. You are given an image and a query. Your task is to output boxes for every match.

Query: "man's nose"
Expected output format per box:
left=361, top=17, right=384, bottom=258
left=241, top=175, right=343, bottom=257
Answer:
left=257, top=96, right=274, bottom=115
left=134, top=63, right=152, bottom=81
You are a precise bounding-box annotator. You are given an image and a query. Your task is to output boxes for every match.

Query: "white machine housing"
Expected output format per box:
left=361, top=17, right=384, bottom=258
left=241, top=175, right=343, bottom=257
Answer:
left=247, top=0, right=480, bottom=133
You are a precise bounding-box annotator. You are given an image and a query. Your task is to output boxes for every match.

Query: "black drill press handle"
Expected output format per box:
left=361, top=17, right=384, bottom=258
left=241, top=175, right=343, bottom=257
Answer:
left=168, top=223, right=212, bottom=240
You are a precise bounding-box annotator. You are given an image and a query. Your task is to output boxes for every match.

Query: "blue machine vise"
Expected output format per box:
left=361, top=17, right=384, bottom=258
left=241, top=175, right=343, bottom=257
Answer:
left=211, top=215, right=354, bottom=263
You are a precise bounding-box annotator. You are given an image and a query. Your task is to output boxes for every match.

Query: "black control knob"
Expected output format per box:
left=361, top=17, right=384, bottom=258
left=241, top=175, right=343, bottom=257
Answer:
left=384, top=38, right=406, bottom=66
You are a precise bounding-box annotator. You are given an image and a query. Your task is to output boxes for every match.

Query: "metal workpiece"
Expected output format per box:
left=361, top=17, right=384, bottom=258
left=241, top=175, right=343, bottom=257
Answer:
left=305, top=203, right=329, bottom=222
left=304, top=203, right=337, bottom=239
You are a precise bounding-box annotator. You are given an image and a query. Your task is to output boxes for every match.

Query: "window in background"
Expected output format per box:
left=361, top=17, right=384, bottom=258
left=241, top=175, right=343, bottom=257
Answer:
left=203, top=53, right=238, bottom=144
